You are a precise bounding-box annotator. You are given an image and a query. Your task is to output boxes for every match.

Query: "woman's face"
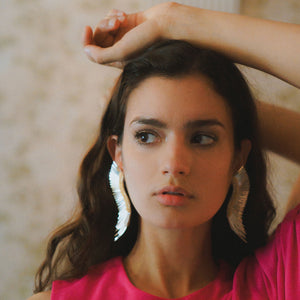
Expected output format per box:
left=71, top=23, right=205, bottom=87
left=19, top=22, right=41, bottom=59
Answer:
left=108, top=75, right=250, bottom=230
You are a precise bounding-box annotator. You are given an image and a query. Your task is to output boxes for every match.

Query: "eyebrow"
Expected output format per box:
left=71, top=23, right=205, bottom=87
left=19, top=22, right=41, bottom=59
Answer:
left=130, top=117, right=225, bottom=129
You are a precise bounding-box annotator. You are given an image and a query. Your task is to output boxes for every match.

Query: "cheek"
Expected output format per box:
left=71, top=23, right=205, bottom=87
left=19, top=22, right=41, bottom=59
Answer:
left=202, top=156, right=233, bottom=184
left=193, top=149, right=234, bottom=200
left=121, top=146, right=152, bottom=204
left=122, top=163, right=155, bottom=224
left=124, top=165, right=147, bottom=199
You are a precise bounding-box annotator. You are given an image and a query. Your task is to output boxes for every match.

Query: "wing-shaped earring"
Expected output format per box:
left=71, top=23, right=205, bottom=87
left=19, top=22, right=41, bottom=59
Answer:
left=109, top=162, right=131, bottom=241
left=226, top=166, right=249, bottom=243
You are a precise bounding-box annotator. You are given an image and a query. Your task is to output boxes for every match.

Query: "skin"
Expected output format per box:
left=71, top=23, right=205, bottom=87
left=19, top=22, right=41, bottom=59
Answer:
left=83, top=2, right=300, bottom=212
left=26, top=291, right=51, bottom=300
left=107, top=75, right=250, bottom=298
left=29, top=4, right=300, bottom=299
left=83, top=2, right=300, bottom=86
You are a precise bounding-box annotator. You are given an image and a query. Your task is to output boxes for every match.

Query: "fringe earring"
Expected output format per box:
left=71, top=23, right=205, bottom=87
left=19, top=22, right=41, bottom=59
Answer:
left=226, top=166, right=250, bottom=243
left=109, top=162, right=131, bottom=241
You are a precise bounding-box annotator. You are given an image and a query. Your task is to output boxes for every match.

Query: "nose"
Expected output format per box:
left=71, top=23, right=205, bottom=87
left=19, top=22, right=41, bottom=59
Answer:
left=161, top=136, right=191, bottom=177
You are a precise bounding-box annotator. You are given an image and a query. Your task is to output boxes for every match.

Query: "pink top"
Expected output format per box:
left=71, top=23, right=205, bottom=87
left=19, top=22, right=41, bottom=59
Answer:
left=51, top=204, right=300, bottom=300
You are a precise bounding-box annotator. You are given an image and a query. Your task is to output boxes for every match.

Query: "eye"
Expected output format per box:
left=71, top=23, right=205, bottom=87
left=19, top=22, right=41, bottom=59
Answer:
left=191, top=133, right=216, bottom=146
left=135, top=131, right=159, bottom=144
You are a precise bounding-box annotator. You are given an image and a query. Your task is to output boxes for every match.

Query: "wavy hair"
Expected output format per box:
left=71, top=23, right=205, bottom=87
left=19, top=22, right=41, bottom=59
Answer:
left=34, top=40, right=275, bottom=292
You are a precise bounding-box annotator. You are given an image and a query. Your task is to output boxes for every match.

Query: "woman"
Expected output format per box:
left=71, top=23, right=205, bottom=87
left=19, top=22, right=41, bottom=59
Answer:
left=29, top=2, right=300, bottom=299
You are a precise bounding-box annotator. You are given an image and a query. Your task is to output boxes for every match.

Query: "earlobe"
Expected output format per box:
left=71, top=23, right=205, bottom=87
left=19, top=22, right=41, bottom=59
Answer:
left=107, top=135, right=123, bottom=170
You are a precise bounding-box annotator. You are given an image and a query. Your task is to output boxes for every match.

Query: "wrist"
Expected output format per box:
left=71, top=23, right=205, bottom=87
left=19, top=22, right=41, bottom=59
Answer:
left=158, top=3, right=216, bottom=46
left=157, top=2, right=183, bottom=39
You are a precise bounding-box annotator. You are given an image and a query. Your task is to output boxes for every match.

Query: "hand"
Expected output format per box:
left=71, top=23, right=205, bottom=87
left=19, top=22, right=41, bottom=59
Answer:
left=82, top=3, right=176, bottom=68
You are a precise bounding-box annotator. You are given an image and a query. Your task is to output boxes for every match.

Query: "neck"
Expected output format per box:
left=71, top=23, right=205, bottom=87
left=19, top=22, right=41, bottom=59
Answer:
left=124, top=221, right=218, bottom=298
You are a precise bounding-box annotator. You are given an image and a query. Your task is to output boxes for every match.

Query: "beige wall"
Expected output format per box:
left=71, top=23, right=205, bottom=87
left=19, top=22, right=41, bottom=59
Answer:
left=0, top=0, right=299, bottom=299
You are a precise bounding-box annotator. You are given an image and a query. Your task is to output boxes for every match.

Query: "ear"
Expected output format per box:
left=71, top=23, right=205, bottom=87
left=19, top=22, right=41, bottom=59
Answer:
left=233, top=139, right=252, bottom=173
left=107, top=135, right=123, bottom=171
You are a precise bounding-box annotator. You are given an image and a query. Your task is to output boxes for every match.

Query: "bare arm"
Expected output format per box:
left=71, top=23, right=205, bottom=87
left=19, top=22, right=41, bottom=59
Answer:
left=286, top=175, right=300, bottom=213
left=83, top=2, right=300, bottom=87
left=27, top=291, right=51, bottom=300
left=168, top=4, right=300, bottom=88
left=256, top=100, right=300, bottom=212
left=84, top=2, right=300, bottom=162
left=83, top=2, right=300, bottom=209
left=256, top=101, right=300, bottom=164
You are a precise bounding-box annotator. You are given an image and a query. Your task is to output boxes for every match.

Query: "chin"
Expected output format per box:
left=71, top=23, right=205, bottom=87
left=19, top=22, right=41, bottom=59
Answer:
left=144, top=214, right=208, bottom=230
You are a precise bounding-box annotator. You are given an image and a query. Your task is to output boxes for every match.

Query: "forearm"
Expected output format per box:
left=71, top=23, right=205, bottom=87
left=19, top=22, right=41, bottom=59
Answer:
left=85, top=2, right=300, bottom=87
left=164, top=3, right=300, bottom=88
left=256, top=101, right=300, bottom=164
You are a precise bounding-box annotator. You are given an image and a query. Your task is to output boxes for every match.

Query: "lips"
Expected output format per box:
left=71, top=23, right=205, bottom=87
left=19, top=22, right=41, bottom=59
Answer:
left=155, top=186, right=192, bottom=198
left=154, top=186, right=193, bottom=206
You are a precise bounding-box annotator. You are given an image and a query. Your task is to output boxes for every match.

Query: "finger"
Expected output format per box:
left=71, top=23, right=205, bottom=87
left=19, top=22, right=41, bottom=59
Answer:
left=96, top=15, right=128, bottom=33
left=103, top=61, right=125, bottom=69
left=93, top=19, right=124, bottom=48
left=82, top=26, right=93, bottom=46
left=93, top=17, right=121, bottom=46
left=84, top=20, right=160, bottom=64
left=106, top=9, right=126, bottom=18
left=84, top=47, right=96, bottom=63
left=93, top=25, right=114, bottom=45
left=96, top=32, right=115, bottom=48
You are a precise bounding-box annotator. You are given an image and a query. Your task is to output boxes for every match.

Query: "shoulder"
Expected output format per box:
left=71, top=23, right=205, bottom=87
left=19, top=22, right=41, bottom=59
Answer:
left=81, top=256, right=123, bottom=280
left=286, top=175, right=300, bottom=214
left=26, top=291, right=51, bottom=300
left=52, top=257, right=124, bottom=298
left=239, top=202, right=300, bottom=298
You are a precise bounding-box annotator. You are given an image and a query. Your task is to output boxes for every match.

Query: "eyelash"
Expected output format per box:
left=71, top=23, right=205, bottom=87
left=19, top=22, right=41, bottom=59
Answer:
left=190, top=132, right=217, bottom=146
left=134, top=130, right=217, bottom=146
left=134, top=130, right=159, bottom=145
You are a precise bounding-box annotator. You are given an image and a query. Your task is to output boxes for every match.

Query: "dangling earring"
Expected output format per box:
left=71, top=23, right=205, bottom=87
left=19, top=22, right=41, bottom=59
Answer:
left=226, top=166, right=250, bottom=243
left=109, top=162, right=131, bottom=241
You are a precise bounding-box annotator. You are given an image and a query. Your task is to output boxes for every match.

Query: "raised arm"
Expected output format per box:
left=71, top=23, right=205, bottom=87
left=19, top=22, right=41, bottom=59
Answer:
left=83, top=2, right=300, bottom=211
left=256, top=101, right=300, bottom=165
left=255, top=100, right=300, bottom=212
left=83, top=2, right=300, bottom=87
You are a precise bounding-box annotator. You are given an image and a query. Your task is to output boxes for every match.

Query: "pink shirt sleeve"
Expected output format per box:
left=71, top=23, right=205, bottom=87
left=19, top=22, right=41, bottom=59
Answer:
left=233, top=203, right=300, bottom=299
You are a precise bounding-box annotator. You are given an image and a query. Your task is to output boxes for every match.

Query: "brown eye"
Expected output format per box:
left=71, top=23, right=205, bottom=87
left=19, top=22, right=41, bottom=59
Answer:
left=135, top=131, right=158, bottom=144
left=191, top=133, right=216, bottom=145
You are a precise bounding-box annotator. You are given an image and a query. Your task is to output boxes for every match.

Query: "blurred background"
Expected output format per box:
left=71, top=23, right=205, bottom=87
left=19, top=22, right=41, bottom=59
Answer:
left=0, top=0, right=299, bottom=299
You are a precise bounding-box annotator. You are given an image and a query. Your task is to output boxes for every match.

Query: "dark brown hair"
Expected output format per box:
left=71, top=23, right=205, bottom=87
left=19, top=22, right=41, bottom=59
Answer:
left=34, top=40, right=275, bottom=292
